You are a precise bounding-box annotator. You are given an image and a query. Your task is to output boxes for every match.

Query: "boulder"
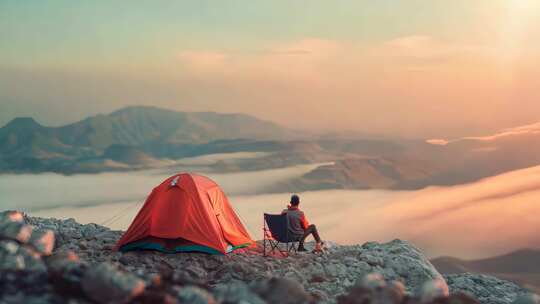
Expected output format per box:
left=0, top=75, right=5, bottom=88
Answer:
left=0, top=222, right=33, bottom=243
left=420, top=278, right=450, bottom=302
left=173, top=286, right=216, bottom=304
left=213, top=281, right=266, bottom=304
left=81, top=263, right=146, bottom=303
left=0, top=210, right=24, bottom=224
left=252, top=277, right=314, bottom=304
left=46, top=251, right=86, bottom=295
left=338, top=274, right=483, bottom=304
left=0, top=268, right=51, bottom=300
left=445, top=273, right=529, bottom=304
left=338, top=273, right=406, bottom=304
left=28, top=229, right=55, bottom=256
left=0, top=240, right=46, bottom=272
left=357, top=240, right=446, bottom=295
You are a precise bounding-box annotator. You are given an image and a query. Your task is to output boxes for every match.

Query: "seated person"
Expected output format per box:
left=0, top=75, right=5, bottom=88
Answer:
left=282, top=194, right=323, bottom=252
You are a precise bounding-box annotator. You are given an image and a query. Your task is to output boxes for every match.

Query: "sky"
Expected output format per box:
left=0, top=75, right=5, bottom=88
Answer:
left=1, top=0, right=540, bottom=138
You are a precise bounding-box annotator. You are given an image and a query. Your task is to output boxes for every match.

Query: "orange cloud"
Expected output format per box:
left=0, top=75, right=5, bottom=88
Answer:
left=165, top=35, right=539, bottom=137
left=377, top=165, right=540, bottom=258
left=427, top=121, right=540, bottom=145
left=426, top=139, right=450, bottom=146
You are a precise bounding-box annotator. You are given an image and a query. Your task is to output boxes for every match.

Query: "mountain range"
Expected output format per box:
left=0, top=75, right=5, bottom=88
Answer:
left=2, top=106, right=540, bottom=193
left=0, top=106, right=297, bottom=173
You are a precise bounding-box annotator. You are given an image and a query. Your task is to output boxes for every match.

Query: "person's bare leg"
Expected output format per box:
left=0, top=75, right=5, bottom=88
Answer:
left=298, top=224, right=322, bottom=251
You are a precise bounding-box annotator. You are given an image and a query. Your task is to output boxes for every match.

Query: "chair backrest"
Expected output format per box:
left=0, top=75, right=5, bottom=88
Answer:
left=264, top=213, right=290, bottom=242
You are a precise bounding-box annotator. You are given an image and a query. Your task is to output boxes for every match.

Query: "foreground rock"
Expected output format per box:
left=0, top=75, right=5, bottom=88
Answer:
left=82, top=263, right=146, bottom=303
left=445, top=273, right=530, bottom=304
left=0, top=211, right=537, bottom=304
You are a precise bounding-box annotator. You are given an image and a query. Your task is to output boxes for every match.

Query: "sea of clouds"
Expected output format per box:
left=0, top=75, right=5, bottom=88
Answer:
left=1, top=152, right=539, bottom=259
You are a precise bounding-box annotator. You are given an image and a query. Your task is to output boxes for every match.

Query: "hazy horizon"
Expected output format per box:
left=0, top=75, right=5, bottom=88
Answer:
left=2, top=1, right=540, bottom=138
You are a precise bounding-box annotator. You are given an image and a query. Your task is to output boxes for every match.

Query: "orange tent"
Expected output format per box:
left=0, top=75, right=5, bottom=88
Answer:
left=115, top=173, right=254, bottom=254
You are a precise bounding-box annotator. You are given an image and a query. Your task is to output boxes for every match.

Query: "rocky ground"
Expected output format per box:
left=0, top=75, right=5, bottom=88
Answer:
left=1, top=210, right=539, bottom=304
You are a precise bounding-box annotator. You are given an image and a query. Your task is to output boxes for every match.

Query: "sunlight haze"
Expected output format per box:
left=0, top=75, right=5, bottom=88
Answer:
left=1, top=1, right=539, bottom=138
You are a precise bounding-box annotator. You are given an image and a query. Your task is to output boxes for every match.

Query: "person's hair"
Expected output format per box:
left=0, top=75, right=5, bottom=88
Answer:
left=290, top=194, right=300, bottom=206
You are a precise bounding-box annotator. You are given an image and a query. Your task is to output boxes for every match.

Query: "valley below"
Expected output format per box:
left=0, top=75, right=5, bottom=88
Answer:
left=3, top=106, right=540, bottom=194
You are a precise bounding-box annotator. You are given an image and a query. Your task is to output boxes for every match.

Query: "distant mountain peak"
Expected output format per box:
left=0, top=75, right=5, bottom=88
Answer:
left=3, top=117, right=43, bottom=130
left=110, top=105, right=164, bottom=116
left=110, top=105, right=248, bottom=119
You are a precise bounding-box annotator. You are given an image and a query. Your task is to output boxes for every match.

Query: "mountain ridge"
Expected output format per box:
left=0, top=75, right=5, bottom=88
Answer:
left=431, top=248, right=540, bottom=294
left=0, top=106, right=298, bottom=173
left=1, top=105, right=294, bottom=148
left=3, top=107, right=540, bottom=196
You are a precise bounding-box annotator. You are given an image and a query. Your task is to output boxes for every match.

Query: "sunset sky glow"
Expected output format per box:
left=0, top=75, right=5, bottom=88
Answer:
left=1, top=0, right=539, bottom=138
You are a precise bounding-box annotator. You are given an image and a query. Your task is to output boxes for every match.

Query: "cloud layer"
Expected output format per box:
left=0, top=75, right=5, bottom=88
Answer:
left=428, top=121, right=540, bottom=145
left=13, top=156, right=540, bottom=259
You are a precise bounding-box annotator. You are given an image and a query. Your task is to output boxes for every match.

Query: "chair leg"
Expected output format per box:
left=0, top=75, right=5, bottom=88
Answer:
left=269, top=240, right=281, bottom=256
left=266, top=240, right=293, bottom=257
left=275, top=241, right=287, bottom=257
left=263, top=237, right=267, bottom=257
left=280, top=243, right=287, bottom=257
left=287, top=242, right=297, bottom=254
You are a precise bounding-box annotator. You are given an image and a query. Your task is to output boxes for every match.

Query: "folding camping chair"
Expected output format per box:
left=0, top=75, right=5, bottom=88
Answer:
left=263, top=213, right=301, bottom=257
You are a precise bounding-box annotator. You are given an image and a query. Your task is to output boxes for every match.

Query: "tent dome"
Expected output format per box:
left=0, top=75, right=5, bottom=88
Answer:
left=115, top=173, right=254, bottom=254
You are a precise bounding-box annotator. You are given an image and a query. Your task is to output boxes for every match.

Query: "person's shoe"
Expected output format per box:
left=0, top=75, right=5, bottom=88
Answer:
left=313, top=241, right=324, bottom=253
left=297, top=245, right=307, bottom=252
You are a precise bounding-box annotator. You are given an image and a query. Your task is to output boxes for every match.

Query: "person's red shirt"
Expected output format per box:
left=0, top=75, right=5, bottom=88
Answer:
left=282, top=205, right=309, bottom=230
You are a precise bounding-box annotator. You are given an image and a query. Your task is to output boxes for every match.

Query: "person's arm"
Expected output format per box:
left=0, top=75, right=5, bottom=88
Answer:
left=300, top=211, right=310, bottom=230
